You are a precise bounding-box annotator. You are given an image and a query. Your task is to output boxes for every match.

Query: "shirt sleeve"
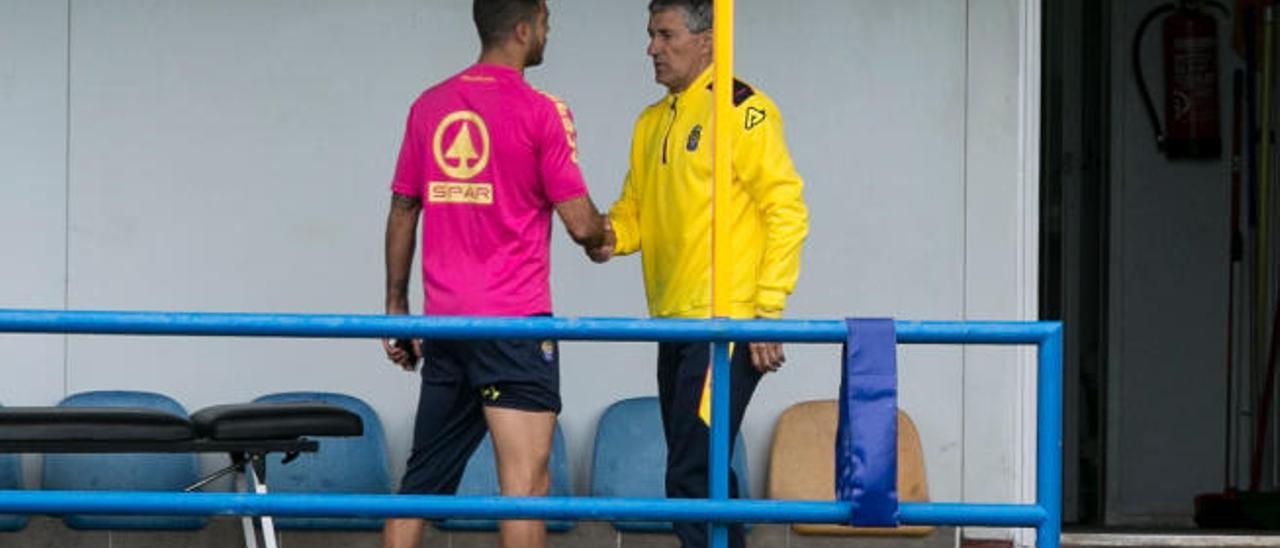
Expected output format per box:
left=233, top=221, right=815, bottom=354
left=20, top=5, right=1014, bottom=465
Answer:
left=734, top=93, right=809, bottom=319
left=537, top=96, right=589, bottom=204
left=608, top=167, right=642, bottom=256
left=390, top=103, right=426, bottom=198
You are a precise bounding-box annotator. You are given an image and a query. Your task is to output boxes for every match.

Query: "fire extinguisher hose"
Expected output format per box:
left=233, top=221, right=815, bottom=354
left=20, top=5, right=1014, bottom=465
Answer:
left=1133, top=3, right=1179, bottom=150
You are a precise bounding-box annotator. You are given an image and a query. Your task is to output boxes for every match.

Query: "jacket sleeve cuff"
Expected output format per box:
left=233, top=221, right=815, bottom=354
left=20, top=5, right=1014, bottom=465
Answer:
left=755, top=288, right=788, bottom=319
left=608, top=211, right=637, bottom=256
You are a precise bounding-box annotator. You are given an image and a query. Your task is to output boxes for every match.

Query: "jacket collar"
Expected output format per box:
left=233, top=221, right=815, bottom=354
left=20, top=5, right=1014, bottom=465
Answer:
left=669, top=64, right=715, bottom=104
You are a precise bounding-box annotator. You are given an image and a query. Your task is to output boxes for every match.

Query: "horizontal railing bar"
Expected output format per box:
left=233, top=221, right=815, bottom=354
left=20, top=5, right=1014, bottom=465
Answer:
left=0, top=310, right=1059, bottom=344
left=0, top=492, right=1046, bottom=527
left=899, top=503, right=1047, bottom=527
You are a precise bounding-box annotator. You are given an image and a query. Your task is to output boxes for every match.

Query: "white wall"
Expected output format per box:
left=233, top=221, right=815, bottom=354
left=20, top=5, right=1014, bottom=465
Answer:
left=0, top=0, right=69, bottom=490
left=964, top=1, right=1040, bottom=537
left=0, top=0, right=1038, bottom=537
left=1107, top=0, right=1235, bottom=526
left=0, top=0, right=67, bottom=404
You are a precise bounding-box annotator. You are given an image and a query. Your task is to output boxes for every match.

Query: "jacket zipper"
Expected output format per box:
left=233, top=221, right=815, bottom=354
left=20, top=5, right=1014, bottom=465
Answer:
left=661, top=97, right=678, bottom=165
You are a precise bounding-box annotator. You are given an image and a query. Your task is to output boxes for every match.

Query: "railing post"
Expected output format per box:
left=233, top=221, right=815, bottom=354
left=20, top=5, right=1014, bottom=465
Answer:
left=709, top=341, right=732, bottom=548
left=1035, top=327, right=1062, bottom=548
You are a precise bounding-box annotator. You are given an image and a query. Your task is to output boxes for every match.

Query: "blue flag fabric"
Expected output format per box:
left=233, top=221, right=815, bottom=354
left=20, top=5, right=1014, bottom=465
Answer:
left=835, top=318, right=899, bottom=527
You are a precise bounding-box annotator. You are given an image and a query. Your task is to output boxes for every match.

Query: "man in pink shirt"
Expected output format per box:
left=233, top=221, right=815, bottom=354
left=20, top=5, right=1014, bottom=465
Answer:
left=381, top=1, right=607, bottom=547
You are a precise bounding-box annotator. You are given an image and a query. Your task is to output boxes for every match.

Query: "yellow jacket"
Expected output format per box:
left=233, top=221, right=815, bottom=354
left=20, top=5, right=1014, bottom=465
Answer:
left=609, top=67, right=808, bottom=320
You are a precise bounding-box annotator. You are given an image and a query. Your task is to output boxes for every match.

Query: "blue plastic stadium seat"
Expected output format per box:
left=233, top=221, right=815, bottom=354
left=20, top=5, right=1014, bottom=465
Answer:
left=42, top=391, right=205, bottom=530
left=436, top=422, right=573, bottom=532
left=252, top=392, right=391, bottom=530
left=0, top=404, right=26, bottom=532
left=589, top=396, right=748, bottom=533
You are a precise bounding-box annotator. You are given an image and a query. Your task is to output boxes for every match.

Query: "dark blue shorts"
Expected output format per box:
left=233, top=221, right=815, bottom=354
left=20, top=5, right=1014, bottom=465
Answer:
left=398, top=338, right=560, bottom=495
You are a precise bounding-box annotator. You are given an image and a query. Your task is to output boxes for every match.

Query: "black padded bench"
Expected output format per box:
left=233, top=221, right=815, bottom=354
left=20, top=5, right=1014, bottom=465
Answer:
left=0, top=402, right=363, bottom=548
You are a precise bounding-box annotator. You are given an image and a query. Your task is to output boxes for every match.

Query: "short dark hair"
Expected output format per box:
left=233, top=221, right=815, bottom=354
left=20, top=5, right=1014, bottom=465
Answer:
left=648, top=0, right=712, bottom=34
left=473, top=0, right=542, bottom=49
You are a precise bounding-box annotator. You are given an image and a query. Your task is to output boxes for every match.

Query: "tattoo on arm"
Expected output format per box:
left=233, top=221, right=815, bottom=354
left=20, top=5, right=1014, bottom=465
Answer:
left=391, top=194, right=422, bottom=212
left=385, top=194, right=420, bottom=312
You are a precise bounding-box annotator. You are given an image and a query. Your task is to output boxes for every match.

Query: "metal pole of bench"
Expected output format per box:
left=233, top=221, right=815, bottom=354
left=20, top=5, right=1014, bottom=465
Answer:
left=247, top=460, right=280, bottom=548
left=239, top=471, right=260, bottom=548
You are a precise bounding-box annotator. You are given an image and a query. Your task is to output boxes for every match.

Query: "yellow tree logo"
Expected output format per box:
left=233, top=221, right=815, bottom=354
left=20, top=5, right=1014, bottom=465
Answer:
left=432, top=111, right=490, bottom=180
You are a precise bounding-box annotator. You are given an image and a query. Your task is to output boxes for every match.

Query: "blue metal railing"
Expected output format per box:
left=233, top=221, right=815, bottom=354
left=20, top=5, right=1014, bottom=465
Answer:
left=0, top=309, right=1062, bottom=547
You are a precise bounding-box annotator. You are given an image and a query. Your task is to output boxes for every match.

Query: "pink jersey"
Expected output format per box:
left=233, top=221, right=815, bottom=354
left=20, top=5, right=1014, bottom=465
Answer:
left=391, top=64, right=587, bottom=316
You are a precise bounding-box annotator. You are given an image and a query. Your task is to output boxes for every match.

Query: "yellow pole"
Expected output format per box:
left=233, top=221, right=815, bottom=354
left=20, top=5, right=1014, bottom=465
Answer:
left=709, top=9, right=736, bottom=547
left=711, top=0, right=734, bottom=318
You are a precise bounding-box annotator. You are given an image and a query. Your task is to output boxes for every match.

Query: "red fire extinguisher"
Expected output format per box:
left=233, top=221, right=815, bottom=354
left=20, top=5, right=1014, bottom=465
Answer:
left=1134, top=0, right=1229, bottom=159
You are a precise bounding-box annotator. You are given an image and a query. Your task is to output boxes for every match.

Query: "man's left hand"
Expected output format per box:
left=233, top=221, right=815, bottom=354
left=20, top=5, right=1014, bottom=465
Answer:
left=749, top=342, right=785, bottom=373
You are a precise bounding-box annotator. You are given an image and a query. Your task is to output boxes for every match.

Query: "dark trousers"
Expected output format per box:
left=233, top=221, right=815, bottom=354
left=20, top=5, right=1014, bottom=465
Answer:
left=657, top=342, right=763, bottom=548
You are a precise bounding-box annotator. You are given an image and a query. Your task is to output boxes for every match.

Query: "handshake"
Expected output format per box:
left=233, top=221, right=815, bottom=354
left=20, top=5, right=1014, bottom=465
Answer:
left=586, top=217, right=615, bottom=264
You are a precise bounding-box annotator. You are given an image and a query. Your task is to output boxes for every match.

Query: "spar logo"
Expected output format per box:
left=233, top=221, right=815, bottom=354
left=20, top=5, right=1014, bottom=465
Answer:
left=430, top=111, right=493, bottom=205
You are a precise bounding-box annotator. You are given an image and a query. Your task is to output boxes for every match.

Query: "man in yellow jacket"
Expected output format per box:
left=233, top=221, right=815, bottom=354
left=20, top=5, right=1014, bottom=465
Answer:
left=589, top=1, right=807, bottom=546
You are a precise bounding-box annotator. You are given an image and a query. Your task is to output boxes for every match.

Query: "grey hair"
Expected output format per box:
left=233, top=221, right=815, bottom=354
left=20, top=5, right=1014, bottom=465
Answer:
left=648, top=0, right=712, bottom=33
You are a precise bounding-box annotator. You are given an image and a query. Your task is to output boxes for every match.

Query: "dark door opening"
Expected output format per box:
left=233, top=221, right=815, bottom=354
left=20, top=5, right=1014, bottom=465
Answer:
left=1041, top=0, right=1112, bottom=526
